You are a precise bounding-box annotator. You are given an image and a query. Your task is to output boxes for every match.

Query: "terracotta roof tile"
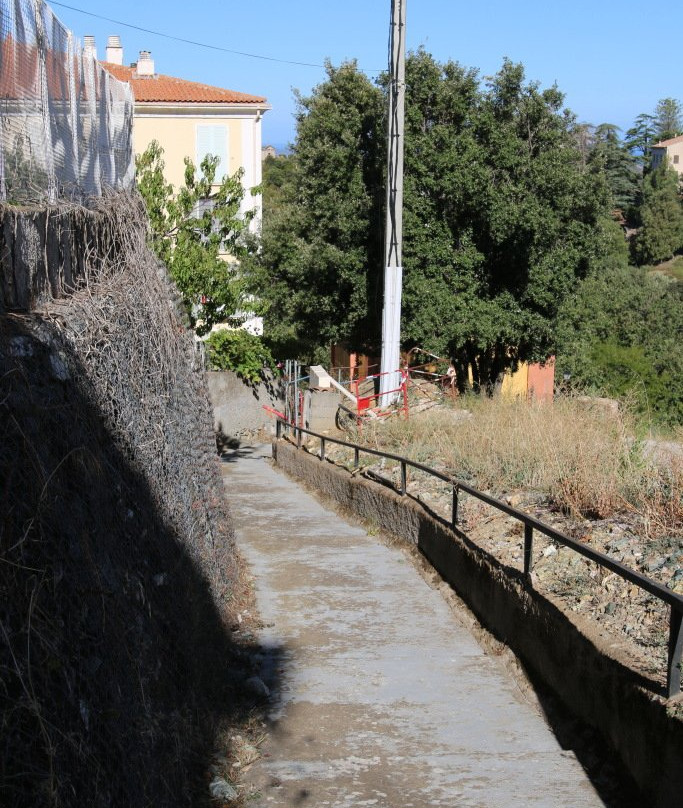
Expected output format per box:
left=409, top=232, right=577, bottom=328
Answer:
left=0, top=37, right=129, bottom=103
left=652, top=134, right=683, bottom=148
left=101, top=62, right=267, bottom=104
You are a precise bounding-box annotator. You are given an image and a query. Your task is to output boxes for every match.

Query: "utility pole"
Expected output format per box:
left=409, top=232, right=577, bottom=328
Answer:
left=379, top=0, right=406, bottom=406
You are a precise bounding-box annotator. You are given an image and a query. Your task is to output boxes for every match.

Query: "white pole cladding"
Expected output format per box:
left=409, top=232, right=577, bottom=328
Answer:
left=379, top=0, right=406, bottom=406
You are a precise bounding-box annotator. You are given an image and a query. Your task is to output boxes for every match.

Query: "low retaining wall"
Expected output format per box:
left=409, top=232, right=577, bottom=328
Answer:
left=207, top=370, right=284, bottom=439
left=273, top=439, right=683, bottom=808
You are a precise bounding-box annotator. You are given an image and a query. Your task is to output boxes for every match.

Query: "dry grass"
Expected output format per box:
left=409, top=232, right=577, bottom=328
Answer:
left=362, top=395, right=683, bottom=537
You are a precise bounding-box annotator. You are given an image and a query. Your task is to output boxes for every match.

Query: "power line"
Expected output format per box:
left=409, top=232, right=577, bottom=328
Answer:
left=50, top=1, right=382, bottom=72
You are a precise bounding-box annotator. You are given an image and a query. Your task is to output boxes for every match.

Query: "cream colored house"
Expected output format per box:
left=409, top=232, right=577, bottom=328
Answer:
left=651, top=134, right=683, bottom=179
left=99, top=36, right=270, bottom=231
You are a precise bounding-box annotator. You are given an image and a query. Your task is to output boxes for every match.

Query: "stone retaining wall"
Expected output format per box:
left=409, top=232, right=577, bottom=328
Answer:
left=273, top=439, right=683, bottom=808
left=0, top=194, right=240, bottom=807
left=207, top=370, right=284, bottom=439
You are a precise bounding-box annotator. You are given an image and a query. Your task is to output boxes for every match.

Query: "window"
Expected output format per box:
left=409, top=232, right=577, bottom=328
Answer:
left=674, top=154, right=680, bottom=164
left=196, top=125, right=228, bottom=180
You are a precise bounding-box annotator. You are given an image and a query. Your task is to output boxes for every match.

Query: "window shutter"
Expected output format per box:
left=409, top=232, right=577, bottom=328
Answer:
left=196, top=125, right=228, bottom=180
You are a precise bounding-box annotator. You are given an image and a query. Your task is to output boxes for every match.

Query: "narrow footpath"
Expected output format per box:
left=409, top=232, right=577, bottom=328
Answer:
left=222, top=445, right=605, bottom=808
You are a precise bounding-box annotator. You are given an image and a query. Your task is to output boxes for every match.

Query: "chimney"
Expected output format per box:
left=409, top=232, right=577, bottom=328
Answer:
left=106, top=35, right=123, bottom=65
left=136, top=50, right=155, bottom=77
left=83, top=35, right=96, bottom=59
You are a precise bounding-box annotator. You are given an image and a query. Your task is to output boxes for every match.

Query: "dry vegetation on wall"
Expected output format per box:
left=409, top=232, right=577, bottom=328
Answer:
left=42, top=193, right=237, bottom=598
left=0, top=193, right=246, bottom=808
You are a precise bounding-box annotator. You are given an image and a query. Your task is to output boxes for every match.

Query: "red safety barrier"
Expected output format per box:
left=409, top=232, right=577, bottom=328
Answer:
left=262, top=405, right=286, bottom=420
left=344, top=368, right=409, bottom=426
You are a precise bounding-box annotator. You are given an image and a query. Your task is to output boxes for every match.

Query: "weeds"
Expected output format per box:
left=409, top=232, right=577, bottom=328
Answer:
left=363, top=394, right=682, bottom=538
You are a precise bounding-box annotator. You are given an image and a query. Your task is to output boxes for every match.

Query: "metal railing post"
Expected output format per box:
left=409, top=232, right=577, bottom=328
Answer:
left=524, top=524, right=533, bottom=577
left=452, top=484, right=459, bottom=528
left=400, top=460, right=407, bottom=495
left=297, top=427, right=302, bottom=449
left=320, top=437, right=326, bottom=461
left=668, top=607, right=683, bottom=698
left=294, top=360, right=299, bottom=428
left=276, top=419, right=282, bottom=439
left=285, top=361, right=290, bottom=426
left=354, top=447, right=360, bottom=468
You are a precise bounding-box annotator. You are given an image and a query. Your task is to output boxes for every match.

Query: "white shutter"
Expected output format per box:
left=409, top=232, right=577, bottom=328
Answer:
left=196, top=125, right=228, bottom=180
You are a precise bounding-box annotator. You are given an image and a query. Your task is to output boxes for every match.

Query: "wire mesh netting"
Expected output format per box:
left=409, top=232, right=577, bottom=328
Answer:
left=0, top=0, right=134, bottom=205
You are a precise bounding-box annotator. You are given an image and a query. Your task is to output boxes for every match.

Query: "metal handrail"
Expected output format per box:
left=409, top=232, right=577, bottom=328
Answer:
left=275, top=417, right=683, bottom=699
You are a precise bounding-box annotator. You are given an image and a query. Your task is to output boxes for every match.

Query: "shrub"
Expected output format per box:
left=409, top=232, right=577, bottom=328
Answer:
left=589, top=341, right=683, bottom=426
left=205, top=329, right=275, bottom=384
left=556, top=263, right=683, bottom=428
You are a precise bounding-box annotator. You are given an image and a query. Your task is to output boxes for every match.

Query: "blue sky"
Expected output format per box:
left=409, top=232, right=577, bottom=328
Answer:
left=51, top=0, right=681, bottom=152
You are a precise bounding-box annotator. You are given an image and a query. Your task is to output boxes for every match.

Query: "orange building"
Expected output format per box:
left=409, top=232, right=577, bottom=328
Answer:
left=98, top=36, right=270, bottom=229
left=501, top=357, right=555, bottom=402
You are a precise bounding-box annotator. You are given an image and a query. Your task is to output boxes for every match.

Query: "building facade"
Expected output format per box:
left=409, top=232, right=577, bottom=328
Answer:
left=98, top=36, right=270, bottom=230
left=651, top=134, right=683, bottom=179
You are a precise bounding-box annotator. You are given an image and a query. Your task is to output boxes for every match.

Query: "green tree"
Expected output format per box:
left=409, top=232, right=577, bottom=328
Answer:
left=572, top=121, right=596, bottom=170
left=556, top=259, right=683, bottom=426
left=634, top=164, right=683, bottom=265
left=136, top=140, right=255, bottom=336
left=245, top=61, right=384, bottom=359
left=625, top=100, right=682, bottom=163
left=399, top=54, right=610, bottom=389
left=261, top=153, right=297, bottom=202
left=249, top=54, right=612, bottom=387
left=587, top=123, right=639, bottom=212
left=653, top=97, right=683, bottom=141
left=625, top=112, right=657, bottom=167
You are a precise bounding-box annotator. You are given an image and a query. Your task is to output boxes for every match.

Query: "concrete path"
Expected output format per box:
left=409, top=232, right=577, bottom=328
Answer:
left=222, top=446, right=604, bottom=808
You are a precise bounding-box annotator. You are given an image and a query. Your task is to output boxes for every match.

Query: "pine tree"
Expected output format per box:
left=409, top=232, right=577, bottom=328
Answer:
left=587, top=124, right=639, bottom=212
left=653, top=97, right=683, bottom=142
left=625, top=113, right=657, bottom=166
left=634, top=164, right=683, bottom=265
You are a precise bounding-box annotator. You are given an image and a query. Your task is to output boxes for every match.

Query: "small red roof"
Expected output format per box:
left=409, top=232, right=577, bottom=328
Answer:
left=652, top=134, right=683, bottom=148
left=101, top=61, right=267, bottom=105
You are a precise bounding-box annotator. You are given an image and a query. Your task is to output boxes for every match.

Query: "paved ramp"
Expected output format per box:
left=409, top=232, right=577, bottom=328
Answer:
left=222, top=446, right=604, bottom=808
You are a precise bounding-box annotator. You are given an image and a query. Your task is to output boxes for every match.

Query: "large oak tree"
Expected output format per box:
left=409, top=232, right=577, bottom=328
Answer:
left=248, top=53, right=613, bottom=387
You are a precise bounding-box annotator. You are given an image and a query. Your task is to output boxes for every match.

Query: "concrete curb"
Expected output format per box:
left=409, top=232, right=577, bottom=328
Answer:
left=273, top=438, right=683, bottom=808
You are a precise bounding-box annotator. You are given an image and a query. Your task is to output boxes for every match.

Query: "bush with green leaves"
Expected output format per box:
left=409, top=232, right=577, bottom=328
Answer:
left=556, top=261, right=683, bottom=427
left=587, top=341, right=683, bottom=425
left=204, top=329, right=275, bottom=384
